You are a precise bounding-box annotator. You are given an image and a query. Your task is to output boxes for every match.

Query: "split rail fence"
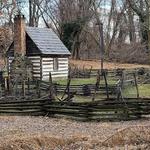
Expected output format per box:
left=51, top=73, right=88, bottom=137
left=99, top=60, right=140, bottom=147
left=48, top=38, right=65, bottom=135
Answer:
left=0, top=97, right=150, bottom=121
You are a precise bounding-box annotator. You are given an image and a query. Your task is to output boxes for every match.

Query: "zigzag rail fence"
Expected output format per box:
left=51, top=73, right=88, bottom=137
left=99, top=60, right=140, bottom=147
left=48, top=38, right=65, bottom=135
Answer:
left=0, top=97, right=150, bottom=121
left=0, top=68, right=149, bottom=121
left=70, top=67, right=150, bottom=83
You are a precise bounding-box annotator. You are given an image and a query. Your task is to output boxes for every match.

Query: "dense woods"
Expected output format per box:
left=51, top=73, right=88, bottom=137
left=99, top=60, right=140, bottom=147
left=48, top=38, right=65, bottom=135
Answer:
left=0, top=0, right=150, bottom=63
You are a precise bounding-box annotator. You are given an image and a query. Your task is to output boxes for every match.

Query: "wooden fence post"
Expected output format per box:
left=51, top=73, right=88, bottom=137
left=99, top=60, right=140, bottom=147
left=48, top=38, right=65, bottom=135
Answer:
left=103, top=70, right=109, bottom=99
left=4, top=77, right=8, bottom=96
left=61, top=74, right=71, bottom=100
left=117, top=72, right=124, bottom=101
left=27, top=77, right=30, bottom=94
left=49, top=72, right=55, bottom=100
left=67, top=74, right=71, bottom=100
left=92, top=70, right=100, bottom=101
left=36, top=80, right=41, bottom=98
left=8, top=76, right=12, bottom=95
left=22, top=80, right=26, bottom=97
left=133, top=73, right=139, bottom=98
left=89, top=66, right=93, bottom=78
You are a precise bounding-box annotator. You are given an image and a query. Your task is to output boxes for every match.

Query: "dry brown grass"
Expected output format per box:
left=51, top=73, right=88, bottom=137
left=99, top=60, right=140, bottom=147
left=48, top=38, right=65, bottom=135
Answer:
left=70, top=59, right=150, bottom=70
left=0, top=134, right=91, bottom=150
left=0, top=116, right=150, bottom=149
left=100, top=126, right=150, bottom=148
left=1, top=127, right=150, bottom=150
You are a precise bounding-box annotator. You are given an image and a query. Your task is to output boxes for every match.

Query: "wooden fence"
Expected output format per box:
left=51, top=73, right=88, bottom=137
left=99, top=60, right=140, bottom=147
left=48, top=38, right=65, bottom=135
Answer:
left=70, top=67, right=150, bottom=83
left=0, top=97, right=150, bottom=121
left=39, top=81, right=117, bottom=95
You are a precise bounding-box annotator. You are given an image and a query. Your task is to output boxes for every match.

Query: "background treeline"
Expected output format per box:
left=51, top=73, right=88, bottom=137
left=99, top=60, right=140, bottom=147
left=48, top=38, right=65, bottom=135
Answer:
left=0, top=0, right=150, bottom=64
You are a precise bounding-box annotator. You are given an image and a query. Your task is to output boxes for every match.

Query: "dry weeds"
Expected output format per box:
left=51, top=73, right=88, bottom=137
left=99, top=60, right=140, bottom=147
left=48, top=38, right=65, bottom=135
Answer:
left=0, top=116, right=150, bottom=149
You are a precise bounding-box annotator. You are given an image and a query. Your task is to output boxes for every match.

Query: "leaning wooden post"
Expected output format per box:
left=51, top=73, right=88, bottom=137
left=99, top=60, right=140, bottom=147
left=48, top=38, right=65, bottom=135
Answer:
left=61, top=73, right=71, bottom=100
left=49, top=72, right=55, bottom=100
left=133, top=73, right=139, bottom=98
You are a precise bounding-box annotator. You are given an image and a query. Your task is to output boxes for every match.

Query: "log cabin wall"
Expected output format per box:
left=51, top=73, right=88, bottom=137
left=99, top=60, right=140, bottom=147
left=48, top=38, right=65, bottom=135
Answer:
left=42, top=57, right=69, bottom=80
left=8, top=56, right=69, bottom=80
left=28, top=56, right=41, bottom=79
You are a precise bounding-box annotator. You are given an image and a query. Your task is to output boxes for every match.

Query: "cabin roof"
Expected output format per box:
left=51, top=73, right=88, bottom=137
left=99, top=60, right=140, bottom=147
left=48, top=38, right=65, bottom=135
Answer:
left=7, top=27, right=71, bottom=57
left=26, top=27, right=70, bottom=55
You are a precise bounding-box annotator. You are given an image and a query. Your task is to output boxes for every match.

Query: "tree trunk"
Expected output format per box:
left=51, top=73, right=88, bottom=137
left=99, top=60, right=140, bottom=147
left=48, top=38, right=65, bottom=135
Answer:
left=128, top=6, right=136, bottom=42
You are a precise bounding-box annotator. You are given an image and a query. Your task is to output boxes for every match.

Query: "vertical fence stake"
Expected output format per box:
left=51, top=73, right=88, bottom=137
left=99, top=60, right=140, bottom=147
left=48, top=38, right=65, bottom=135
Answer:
left=36, top=80, right=41, bottom=98
left=49, top=72, right=55, bottom=100
left=8, top=76, right=12, bottom=95
left=117, top=71, right=124, bottom=101
left=4, top=77, right=7, bottom=96
left=92, top=70, right=100, bottom=101
left=103, top=70, right=109, bottom=99
left=133, top=73, right=139, bottom=98
left=22, top=80, right=26, bottom=97
left=27, top=77, right=30, bottom=94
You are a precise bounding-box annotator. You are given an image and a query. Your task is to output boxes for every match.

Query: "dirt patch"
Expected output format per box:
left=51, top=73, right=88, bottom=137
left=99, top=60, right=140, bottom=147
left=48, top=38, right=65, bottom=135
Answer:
left=70, top=60, right=150, bottom=70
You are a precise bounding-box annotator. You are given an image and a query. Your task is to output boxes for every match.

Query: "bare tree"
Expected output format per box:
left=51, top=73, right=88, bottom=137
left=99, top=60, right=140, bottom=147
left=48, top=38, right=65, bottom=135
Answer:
left=29, top=0, right=43, bottom=27
left=127, top=0, right=148, bottom=44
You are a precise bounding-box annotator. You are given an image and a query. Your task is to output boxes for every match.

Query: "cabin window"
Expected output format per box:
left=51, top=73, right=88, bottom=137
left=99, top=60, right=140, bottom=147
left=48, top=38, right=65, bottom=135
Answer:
left=53, top=58, right=59, bottom=71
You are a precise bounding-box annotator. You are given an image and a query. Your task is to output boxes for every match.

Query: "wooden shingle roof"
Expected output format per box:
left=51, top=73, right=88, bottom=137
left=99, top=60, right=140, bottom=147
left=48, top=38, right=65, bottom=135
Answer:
left=7, top=27, right=71, bottom=57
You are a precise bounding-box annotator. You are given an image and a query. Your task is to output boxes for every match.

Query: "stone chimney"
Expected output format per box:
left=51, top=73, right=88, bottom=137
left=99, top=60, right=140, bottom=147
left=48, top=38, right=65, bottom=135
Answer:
left=14, top=13, right=26, bottom=56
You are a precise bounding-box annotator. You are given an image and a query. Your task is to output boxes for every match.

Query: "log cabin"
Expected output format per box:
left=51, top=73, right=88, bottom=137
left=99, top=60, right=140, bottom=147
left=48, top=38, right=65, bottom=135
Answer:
left=7, top=14, right=71, bottom=80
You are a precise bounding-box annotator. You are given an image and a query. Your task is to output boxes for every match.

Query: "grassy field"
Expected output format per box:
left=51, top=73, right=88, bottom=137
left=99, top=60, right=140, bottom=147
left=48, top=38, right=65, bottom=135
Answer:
left=54, top=77, right=150, bottom=101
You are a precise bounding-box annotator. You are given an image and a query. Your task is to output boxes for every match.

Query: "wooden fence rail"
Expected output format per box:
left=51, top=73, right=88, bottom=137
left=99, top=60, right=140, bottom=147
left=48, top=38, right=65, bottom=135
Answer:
left=0, top=97, right=150, bottom=121
left=38, top=81, right=117, bottom=96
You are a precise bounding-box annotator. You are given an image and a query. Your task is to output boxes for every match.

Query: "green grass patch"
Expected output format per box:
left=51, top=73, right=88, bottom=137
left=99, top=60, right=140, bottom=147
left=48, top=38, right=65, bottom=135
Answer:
left=122, top=84, right=150, bottom=98
left=55, top=77, right=117, bottom=85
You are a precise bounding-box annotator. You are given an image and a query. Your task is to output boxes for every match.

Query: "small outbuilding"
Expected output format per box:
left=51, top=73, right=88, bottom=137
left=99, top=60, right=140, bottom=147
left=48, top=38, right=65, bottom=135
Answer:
left=7, top=14, right=71, bottom=80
